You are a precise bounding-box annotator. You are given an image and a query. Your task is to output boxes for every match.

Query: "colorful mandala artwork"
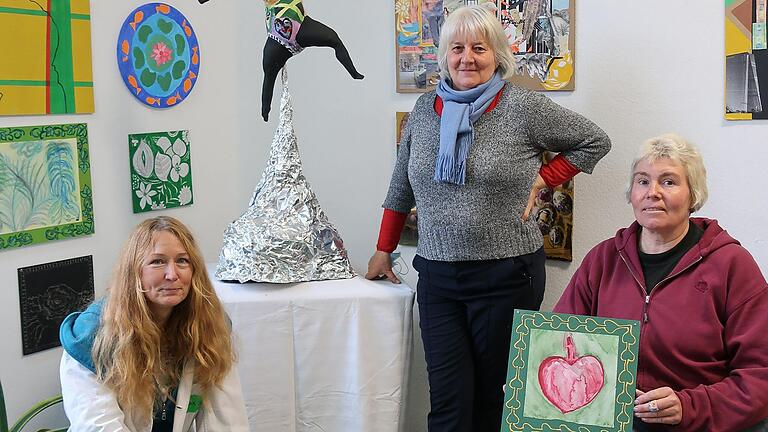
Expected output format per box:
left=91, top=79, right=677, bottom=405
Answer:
left=117, top=3, right=200, bottom=108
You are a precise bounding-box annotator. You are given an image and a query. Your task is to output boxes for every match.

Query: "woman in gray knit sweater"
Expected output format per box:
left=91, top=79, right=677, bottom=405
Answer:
left=366, top=5, right=610, bottom=432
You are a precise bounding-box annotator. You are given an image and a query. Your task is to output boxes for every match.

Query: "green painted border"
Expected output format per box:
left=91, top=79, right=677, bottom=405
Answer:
left=0, top=123, right=94, bottom=250
left=502, top=311, right=640, bottom=432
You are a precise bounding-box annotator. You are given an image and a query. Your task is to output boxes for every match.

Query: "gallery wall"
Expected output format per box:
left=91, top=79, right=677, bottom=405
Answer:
left=1, top=0, right=767, bottom=430
left=233, top=1, right=768, bottom=428
left=0, top=0, right=243, bottom=423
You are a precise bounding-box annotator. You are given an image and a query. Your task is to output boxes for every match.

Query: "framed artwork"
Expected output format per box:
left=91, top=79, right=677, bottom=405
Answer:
left=18, top=255, right=94, bottom=356
left=0, top=123, right=94, bottom=250
left=531, top=153, right=573, bottom=261
left=117, top=3, right=200, bottom=108
left=502, top=310, right=640, bottom=432
left=129, top=130, right=193, bottom=213
left=725, top=0, right=768, bottom=119
left=0, top=0, right=95, bottom=115
left=395, top=0, right=575, bottom=93
left=396, top=112, right=418, bottom=246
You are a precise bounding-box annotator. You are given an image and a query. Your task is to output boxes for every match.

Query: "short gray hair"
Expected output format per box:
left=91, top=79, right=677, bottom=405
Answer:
left=626, top=133, right=708, bottom=213
left=437, top=5, right=516, bottom=82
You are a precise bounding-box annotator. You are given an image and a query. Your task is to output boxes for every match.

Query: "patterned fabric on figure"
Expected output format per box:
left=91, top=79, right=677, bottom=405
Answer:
left=266, top=0, right=306, bottom=55
left=199, top=0, right=364, bottom=121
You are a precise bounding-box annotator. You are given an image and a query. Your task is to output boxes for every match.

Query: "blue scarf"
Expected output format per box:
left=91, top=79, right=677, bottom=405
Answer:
left=434, top=72, right=505, bottom=184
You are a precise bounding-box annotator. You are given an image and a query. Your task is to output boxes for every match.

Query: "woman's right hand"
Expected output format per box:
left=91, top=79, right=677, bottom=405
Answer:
left=365, top=251, right=401, bottom=284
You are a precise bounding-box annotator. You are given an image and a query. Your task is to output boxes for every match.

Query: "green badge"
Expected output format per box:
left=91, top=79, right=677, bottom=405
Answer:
left=187, top=394, right=202, bottom=413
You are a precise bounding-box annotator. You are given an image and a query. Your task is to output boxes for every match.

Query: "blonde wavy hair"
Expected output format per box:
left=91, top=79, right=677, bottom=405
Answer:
left=92, top=216, right=234, bottom=420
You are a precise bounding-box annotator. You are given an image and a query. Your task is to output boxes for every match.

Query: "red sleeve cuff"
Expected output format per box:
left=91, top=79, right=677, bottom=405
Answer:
left=539, top=154, right=580, bottom=188
left=376, top=208, right=407, bottom=253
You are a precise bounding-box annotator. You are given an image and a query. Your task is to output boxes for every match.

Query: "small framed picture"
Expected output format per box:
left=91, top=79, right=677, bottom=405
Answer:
left=0, top=123, right=94, bottom=250
left=502, top=310, right=640, bottom=432
left=18, top=255, right=95, bottom=355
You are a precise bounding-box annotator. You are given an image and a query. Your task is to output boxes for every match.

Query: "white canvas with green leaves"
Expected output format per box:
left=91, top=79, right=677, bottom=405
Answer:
left=129, top=130, right=193, bottom=213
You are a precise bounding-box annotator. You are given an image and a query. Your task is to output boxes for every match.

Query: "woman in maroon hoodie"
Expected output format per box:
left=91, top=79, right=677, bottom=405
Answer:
left=555, top=134, right=768, bottom=431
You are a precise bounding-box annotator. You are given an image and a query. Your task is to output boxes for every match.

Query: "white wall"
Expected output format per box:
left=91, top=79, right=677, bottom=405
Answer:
left=2, top=0, right=767, bottom=430
left=0, top=0, right=242, bottom=424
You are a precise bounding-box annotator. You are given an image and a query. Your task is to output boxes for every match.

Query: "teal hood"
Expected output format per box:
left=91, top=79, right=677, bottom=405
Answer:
left=59, top=300, right=102, bottom=373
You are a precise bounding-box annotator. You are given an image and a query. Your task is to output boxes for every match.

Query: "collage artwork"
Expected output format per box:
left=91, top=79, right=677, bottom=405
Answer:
left=726, top=0, right=768, bottom=119
left=396, top=0, right=575, bottom=92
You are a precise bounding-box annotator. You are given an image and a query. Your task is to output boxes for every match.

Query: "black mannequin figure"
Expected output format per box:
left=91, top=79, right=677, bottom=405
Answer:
left=199, top=0, right=364, bottom=121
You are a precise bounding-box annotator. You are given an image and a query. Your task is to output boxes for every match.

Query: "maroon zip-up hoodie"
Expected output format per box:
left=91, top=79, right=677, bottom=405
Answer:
left=555, top=217, right=768, bottom=431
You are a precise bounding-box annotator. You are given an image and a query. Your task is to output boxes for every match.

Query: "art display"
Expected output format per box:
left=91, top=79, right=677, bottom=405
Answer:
left=502, top=310, right=640, bottom=432
left=18, top=255, right=95, bottom=356
left=725, top=0, right=768, bottom=119
left=395, top=0, right=575, bottom=93
left=198, top=0, right=364, bottom=121
left=117, top=3, right=200, bottom=109
left=396, top=112, right=418, bottom=246
left=531, top=153, right=573, bottom=261
left=0, top=123, right=94, bottom=250
left=216, top=69, right=355, bottom=283
left=128, top=130, right=193, bottom=213
left=0, top=0, right=94, bottom=115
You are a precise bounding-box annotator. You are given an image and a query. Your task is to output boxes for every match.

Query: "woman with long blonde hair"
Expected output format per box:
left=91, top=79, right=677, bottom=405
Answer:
left=60, top=216, right=249, bottom=431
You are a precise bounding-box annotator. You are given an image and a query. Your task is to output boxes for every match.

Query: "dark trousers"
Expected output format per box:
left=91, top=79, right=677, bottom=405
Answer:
left=413, top=248, right=546, bottom=432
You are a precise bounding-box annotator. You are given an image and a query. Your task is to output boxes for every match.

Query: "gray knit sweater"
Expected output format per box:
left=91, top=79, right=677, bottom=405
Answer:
left=383, top=83, right=611, bottom=261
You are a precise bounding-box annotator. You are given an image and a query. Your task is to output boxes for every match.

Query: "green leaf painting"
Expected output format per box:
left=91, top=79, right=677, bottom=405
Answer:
left=128, top=130, right=193, bottom=213
left=0, top=123, right=94, bottom=250
left=502, top=310, right=640, bottom=432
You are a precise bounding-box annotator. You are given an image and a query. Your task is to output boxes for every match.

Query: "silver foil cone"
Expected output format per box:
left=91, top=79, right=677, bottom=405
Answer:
left=216, top=69, right=356, bottom=283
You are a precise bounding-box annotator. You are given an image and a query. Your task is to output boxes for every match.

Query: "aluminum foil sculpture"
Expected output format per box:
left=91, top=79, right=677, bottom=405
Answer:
left=216, top=69, right=356, bottom=283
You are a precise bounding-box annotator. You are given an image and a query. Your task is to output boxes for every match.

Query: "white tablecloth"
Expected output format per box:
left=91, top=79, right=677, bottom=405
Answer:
left=210, top=266, right=415, bottom=432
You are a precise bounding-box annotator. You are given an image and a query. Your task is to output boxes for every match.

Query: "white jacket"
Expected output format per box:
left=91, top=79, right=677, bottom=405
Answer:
left=60, top=352, right=250, bottom=431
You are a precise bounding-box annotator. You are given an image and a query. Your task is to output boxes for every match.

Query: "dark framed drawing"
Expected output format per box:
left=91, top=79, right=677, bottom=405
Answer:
left=18, top=255, right=95, bottom=355
left=0, top=123, right=94, bottom=250
left=502, top=310, right=640, bottom=432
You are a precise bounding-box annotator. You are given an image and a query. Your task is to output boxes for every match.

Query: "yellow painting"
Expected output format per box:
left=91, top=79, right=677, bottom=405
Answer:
left=0, top=0, right=94, bottom=115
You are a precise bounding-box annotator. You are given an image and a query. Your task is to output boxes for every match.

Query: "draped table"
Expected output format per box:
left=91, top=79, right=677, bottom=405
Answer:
left=209, top=266, right=415, bottom=432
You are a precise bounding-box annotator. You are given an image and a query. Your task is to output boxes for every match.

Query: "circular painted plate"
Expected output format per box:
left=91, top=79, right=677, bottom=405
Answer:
left=117, top=3, right=200, bottom=108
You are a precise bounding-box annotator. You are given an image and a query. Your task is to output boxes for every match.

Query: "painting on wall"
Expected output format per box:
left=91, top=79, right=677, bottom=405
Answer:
left=129, top=130, right=193, bottom=213
left=531, top=153, right=573, bottom=261
left=18, top=255, right=94, bottom=355
left=502, top=310, right=640, bottom=432
left=0, top=123, right=94, bottom=250
left=117, top=3, right=200, bottom=108
left=0, top=0, right=94, bottom=115
left=725, top=0, right=768, bottom=119
left=396, top=112, right=418, bottom=246
left=395, top=0, right=575, bottom=93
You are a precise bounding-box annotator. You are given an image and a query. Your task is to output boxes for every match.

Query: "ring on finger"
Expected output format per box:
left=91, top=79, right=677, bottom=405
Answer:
left=648, top=400, right=659, bottom=413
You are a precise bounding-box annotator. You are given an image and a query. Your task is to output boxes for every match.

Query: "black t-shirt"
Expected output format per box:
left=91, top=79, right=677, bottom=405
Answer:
left=637, top=220, right=703, bottom=294
left=152, top=387, right=178, bottom=432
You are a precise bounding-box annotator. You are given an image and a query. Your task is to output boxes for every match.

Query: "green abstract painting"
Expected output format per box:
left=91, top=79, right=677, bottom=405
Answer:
left=128, top=130, right=193, bottom=213
left=502, top=310, right=640, bottom=432
left=0, top=123, right=94, bottom=250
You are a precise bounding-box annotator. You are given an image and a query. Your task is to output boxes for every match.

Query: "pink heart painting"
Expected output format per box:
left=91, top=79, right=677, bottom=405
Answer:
left=538, top=333, right=605, bottom=414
